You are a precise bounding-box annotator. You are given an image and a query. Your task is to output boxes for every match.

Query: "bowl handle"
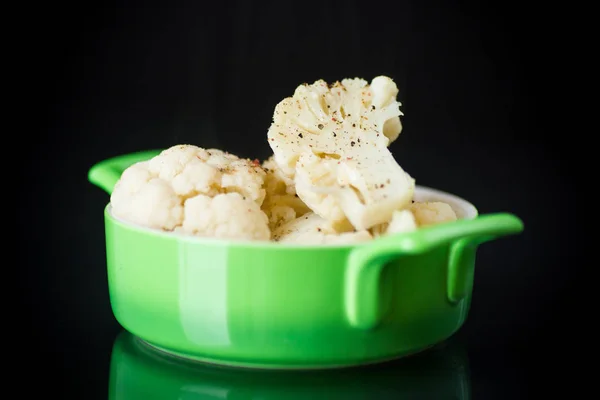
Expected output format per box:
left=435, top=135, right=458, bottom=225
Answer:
left=344, top=213, right=524, bottom=330
left=87, top=149, right=163, bottom=195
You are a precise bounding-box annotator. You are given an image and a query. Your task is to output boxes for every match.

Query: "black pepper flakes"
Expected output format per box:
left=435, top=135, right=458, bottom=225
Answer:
left=352, top=123, right=356, bottom=127
left=372, top=105, right=375, bottom=110
left=318, top=124, right=324, bottom=130
left=333, top=132, right=337, bottom=137
left=298, top=133, right=303, bottom=138
left=351, top=141, right=356, bottom=147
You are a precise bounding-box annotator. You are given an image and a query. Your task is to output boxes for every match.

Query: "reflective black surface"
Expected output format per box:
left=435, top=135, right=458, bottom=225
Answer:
left=27, top=0, right=573, bottom=398
left=56, top=327, right=537, bottom=399
left=110, top=331, right=471, bottom=399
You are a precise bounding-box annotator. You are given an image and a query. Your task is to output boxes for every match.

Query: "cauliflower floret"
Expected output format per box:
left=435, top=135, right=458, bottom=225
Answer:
left=178, top=192, right=270, bottom=241
left=370, top=202, right=458, bottom=237
left=387, top=209, right=418, bottom=233
left=293, top=152, right=355, bottom=232
left=369, top=76, right=403, bottom=143
left=147, top=145, right=266, bottom=205
left=272, top=212, right=372, bottom=244
left=409, top=202, right=458, bottom=227
left=261, top=156, right=311, bottom=231
left=267, top=76, right=414, bottom=231
left=110, top=144, right=270, bottom=240
left=371, top=208, right=418, bottom=237
left=262, top=155, right=296, bottom=196
left=261, top=194, right=312, bottom=232
left=110, top=162, right=184, bottom=230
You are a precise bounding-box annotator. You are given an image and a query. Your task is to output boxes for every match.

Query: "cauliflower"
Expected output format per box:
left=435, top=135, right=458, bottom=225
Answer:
left=146, top=145, right=266, bottom=205
left=387, top=209, right=418, bottom=233
left=177, top=192, right=270, bottom=240
left=267, top=76, right=415, bottom=231
left=370, top=201, right=458, bottom=237
left=106, top=77, right=463, bottom=244
left=262, top=155, right=296, bottom=196
left=371, top=208, right=418, bottom=237
left=272, top=212, right=372, bottom=244
left=261, top=156, right=311, bottom=232
left=110, top=163, right=184, bottom=231
left=110, top=144, right=270, bottom=241
left=409, top=201, right=458, bottom=227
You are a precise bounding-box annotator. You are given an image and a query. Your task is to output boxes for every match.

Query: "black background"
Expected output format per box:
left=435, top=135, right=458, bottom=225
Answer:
left=26, top=0, right=575, bottom=398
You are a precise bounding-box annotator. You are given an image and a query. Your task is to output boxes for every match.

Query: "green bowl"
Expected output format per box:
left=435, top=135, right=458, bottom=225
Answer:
left=89, top=150, right=524, bottom=370
left=109, top=330, right=471, bottom=399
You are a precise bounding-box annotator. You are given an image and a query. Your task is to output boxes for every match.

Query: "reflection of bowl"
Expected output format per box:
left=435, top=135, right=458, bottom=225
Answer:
left=109, top=330, right=471, bottom=400
left=89, top=150, right=524, bottom=369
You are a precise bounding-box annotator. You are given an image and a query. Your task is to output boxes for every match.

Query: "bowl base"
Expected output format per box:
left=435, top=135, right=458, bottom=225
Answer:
left=136, top=337, right=436, bottom=371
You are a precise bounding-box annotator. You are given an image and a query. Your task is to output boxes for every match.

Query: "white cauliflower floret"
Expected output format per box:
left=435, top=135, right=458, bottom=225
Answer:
left=369, top=76, right=403, bottom=143
left=294, top=152, right=355, bottom=232
left=267, top=76, right=414, bottom=231
left=371, top=202, right=458, bottom=237
left=261, top=194, right=311, bottom=232
left=387, top=209, right=418, bottom=233
left=371, top=208, right=418, bottom=237
left=147, top=145, right=266, bottom=205
left=110, top=162, right=184, bottom=230
left=110, top=144, right=270, bottom=240
left=262, top=155, right=296, bottom=196
left=272, top=212, right=372, bottom=244
left=409, top=201, right=458, bottom=227
left=261, top=156, right=311, bottom=232
left=178, top=192, right=270, bottom=241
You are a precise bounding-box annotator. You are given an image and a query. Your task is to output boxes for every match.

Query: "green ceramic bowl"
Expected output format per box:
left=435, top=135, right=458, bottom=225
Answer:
left=109, top=330, right=471, bottom=399
left=89, top=150, right=524, bottom=370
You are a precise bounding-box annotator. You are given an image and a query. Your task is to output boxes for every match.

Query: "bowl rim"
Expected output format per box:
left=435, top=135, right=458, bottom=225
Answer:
left=104, top=185, right=479, bottom=249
